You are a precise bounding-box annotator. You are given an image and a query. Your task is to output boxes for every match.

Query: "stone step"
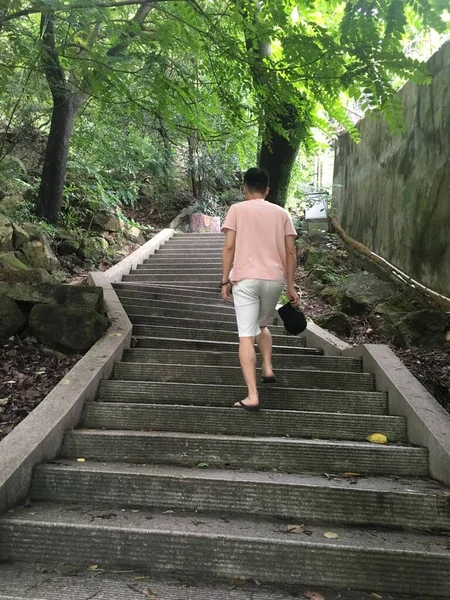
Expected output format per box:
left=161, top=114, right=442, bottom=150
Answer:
left=122, top=275, right=220, bottom=288
left=31, top=462, right=450, bottom=531
left=155, top=247, right=223, bottom=255
left=120, top=295, right=236, bottom=314
left=114, top=286, right=228, bottom=307
left=143, top=258, right=222, bottom=266
left=2, top=503, right=448, bottom=596
left=83, top=402, right=406, bottom=441
left=131, top=324, right=306, bottom=346
left=134, top=336, right=318, bottom=354
left=162, top=242, right=225, bottom=249
left=123, top=303, right=238, bottom=322
left=60, top=430, right=428, bottom=477
left=113, top=363, right=375, bottom=391
left=97, top=381, right=387, bottom=414
left=125, top=272, right=223, bottom=282
left=122, top=348, right=362, bottom=372
left=0, top=560, right=308, bottom=600
left=130, top=315, right=292, bottom=335
left=113, top=281, right=223, bottom=299
left=136, top=264, right=222, bottom=273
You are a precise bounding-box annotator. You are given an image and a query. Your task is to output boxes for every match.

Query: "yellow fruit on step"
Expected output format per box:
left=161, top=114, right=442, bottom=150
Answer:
left=366, top=433, right=388, bottom=444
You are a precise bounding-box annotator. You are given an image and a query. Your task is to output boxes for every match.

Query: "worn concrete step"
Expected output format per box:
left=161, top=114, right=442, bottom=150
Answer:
left=31, top=462, right=450, bottom=531
left=98, top=381, right=387, bottom=414
left=0, top=561, right=314, bottom=600
left=61, top=430, right=428, bottom=477
left=132, top=324, right=306, bottom=346
left=136, top=265, right=222, bottom=273
left=161, top=243, right=224, bottom=250
left=123, top=303, right=238, bottom=323
left=155, top=248, right=223, bottom=256
left=133, top=336, right=318, bottom=355
left=114, top=287, right=228, bottom=308
left=122, top=348, right=362, bottom=372
left=122, top=275, right=220, bottom=288
left=113, top=363, right=375, bottom=391
left=120, top=296, right=236, bottom=315
left=113, top=282, right=223, bottom=299
left=2, top=504, right=448, bottom=596
left=125, top=272, right=223, bottom=283
left=130, top=315, right=294, bottom=335
left=83, top=402, right=406, bottom=441
left=143, top=258, right=222, bottom=266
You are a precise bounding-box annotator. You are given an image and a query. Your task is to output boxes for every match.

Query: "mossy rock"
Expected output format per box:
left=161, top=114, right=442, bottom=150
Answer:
left=315, top=311, right=352, bottom=337
left=59, top=239, right=81, bottom=255
left=341, top=272, right=399, bottom=315
left=0, top=282, right=104, bottom=312
left=305, top=248, right=331, bottom=270
left=20, top=239, right=59, bottom=271
left=0, top=268, right=54, bottom=284
left=80, top=236, right=109, bottom=260
left=0, top=296, right=26, bottom=339
left=0, top=251, right=30, bottom=271
left=0, top=214, right=14, bottom=252
left=29, top=303, right=109, bottom=353
left=320, top=285, right=345, bottom=304
left=394, top=309, right=450, bottom=349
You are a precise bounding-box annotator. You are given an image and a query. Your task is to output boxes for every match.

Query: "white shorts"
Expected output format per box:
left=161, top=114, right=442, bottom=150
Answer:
left=233, top=279, right=284, bottom=338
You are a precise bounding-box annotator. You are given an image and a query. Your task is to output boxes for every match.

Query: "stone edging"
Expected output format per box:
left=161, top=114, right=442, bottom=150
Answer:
left=296, top=319, right=450, bottom=486
left=0, top=228, right=174, bottom=514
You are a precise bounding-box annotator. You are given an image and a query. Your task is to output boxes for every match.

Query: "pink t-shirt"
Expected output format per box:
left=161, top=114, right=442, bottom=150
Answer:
left=221, top=199, right=297, bottom=282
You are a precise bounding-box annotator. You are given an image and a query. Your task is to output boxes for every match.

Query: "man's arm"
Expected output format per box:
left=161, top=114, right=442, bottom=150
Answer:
left=285, top=235, right=299, bottom=306
left=222, top=229, right=236, bottom=301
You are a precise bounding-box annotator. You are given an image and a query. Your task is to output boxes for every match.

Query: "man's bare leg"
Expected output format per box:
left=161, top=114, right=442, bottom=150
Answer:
left=234, top=336, right=259, bottom=407
left=257, top=326, right=274, bottom=379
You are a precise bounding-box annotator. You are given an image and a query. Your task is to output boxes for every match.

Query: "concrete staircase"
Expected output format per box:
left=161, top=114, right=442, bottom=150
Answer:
left=1, top=233, right=450, bottom=598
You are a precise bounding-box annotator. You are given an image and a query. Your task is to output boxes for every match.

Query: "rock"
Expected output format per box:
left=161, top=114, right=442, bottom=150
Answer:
left=20, top=222, right=44, bottom=241
left=0, top=214, right=14, bottom=252
left=305, top=248, right=330, bottom=271
left=80, top=237, right=109, bottom=260
left=190, top=213, right=221, bottom=233
left=0, top=194, right=23, bottom=215
left=315, top=311, right=352, bottom=337
left=124, top=225, right=146, bottom=245
left=369, top=298, right=409, bottom=340
left=0, top=251, right=30, bottom=271
left=29, top=303, right=109, bottom=353
left=341, top=272, right=399, bottom=315
left=170, top=207, right=194, bottom=232
left=20, top=239, right=59, bottom=271
left=394, top=309, right=450, bottom=349
left=59, top=239, right=80, bottom=255
left=320, top=285, right=345, bottom=304
left=0, top=297, right=26, bottom=339
left=11, top=222, right=31, bottom=249
left=0, top=268, right=54, bottom=284
left=0, top=282, right=104, bottom=312
left=92, top=210, right=122, bottom=232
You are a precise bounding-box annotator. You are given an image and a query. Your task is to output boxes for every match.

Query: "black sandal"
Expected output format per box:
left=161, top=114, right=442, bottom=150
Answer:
left=262, top=376, right=277, bottom=384
left=234, top=400, right=260, bottom=412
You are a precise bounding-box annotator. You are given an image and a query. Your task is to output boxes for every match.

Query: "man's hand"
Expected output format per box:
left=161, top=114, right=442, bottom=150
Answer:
left=221, top=282, right=231, bottom=301
left=287, top=285, right=300, bottom=307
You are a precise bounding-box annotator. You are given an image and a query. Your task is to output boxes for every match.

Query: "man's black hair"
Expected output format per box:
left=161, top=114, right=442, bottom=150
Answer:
left=243, top=167, right=269, bottom=194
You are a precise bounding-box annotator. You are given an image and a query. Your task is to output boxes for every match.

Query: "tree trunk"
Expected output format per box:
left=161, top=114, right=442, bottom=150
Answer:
left=259, top=103, right=306, bottom=208
left=259, top=123, right=300, bottom=208
left=36, top=95, right=78, bottom=223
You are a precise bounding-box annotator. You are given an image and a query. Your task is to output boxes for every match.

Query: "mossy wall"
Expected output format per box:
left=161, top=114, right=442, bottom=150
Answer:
left=333, top=42, right=450, bottom=298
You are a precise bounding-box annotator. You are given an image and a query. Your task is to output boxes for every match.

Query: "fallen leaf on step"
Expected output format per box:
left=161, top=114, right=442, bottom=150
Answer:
left=370, top=594, right=383, bottom=599
left=443, top=491, right=450, bottom=497
left=286, top=524, right=306, bottom=534
left=231, top=578, right=247, bottom=586
left=344, top=472, right=363, bottom=477
left=76, top=458, right=86, bottom=462
left=197, top=462, right=209, bottom=468
left=366, top=433, right=388, bottom=444
left=87, top=565, right=100, bottom=570
left=134, top=576, right=147, bottom=580
left=304, top=592, right=325, bottom=600
left=323, top=531, right=340, bottom=539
